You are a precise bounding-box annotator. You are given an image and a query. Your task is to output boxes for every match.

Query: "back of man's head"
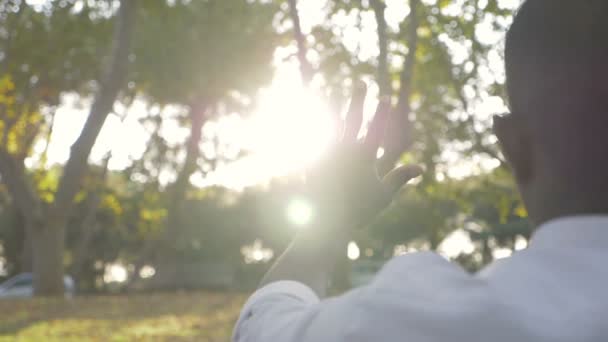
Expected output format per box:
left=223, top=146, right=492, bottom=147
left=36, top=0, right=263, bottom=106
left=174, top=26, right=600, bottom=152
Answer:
left=496, top=0, right=608, bottom=223
left=503, top=0, right=608, bottom=222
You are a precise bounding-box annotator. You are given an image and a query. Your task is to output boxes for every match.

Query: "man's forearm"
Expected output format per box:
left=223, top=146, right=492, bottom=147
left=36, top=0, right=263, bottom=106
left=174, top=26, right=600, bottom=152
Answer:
left=259, top=223, right=349, bottom=297
left=255, top=84, right=418, bottom=297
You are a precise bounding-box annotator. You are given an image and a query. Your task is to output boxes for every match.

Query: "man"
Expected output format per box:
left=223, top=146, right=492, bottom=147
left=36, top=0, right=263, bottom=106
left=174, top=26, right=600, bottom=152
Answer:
left=233, top=1, right=608, bottom=341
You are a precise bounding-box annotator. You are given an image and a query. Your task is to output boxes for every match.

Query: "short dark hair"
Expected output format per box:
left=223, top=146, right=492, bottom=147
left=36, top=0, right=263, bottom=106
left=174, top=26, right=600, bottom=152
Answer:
left=505, top=0, right=608, bottom=173
left=505, top=0, right=608, bottom=187
left=506, top=0, right=608, bottom=116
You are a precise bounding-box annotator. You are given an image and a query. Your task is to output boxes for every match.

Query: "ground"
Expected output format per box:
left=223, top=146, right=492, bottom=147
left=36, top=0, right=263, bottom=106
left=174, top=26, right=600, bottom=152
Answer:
left=0, top=292, right=247, bottom=342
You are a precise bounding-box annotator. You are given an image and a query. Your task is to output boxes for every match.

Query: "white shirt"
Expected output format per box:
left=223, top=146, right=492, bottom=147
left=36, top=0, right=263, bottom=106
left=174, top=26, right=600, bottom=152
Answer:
left=233, top=216, right=608, bottom=342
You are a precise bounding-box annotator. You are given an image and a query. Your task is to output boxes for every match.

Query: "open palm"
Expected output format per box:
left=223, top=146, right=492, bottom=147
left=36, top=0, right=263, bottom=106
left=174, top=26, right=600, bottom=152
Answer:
left=306, top=81, right=422, bottom=229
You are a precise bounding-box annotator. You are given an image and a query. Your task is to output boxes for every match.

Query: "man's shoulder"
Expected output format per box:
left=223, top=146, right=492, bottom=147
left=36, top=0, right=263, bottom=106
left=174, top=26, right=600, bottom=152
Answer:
left=372, top=251, right=479, bottom=288
left=359, top=251, right=496, bottom=317
left=369, top=250, right=529, bottom=303
left=345, top=252, right=524, bottom=341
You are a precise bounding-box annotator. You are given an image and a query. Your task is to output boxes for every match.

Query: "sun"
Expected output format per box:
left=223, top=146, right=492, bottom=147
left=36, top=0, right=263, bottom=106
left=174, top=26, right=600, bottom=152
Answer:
left=245, top=80, right=337, bottom=171
left=287, top=197, right=314, bottom=227
left=202, top=72, right=339, bottom=189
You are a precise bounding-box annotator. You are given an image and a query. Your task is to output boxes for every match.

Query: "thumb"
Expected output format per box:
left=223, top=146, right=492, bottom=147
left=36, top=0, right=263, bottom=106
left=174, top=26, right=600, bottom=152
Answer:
left=382, top=165, right=423, bottom=195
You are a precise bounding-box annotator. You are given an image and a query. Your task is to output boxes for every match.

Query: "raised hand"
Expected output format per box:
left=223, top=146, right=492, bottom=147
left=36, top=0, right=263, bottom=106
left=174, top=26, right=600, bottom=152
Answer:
left=258, top=81, right=421, bottom=293
left=306, top=81, right=422, bottom=229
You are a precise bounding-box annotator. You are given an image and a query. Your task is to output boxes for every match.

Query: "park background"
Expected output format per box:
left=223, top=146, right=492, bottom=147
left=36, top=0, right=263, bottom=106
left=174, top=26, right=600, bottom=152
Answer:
left=0, top=0, right=528, bottom=340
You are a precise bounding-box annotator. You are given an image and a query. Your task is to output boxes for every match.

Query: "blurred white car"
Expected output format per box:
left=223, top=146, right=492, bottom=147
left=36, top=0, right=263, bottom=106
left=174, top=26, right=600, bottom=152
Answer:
left=0, top=273, right=75, bottom=298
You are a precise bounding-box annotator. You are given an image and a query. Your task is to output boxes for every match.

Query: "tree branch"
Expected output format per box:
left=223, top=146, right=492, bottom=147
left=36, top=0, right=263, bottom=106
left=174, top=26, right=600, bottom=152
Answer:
left=70, top=153, right=111, bottom=282
left=371, top=0, right=390, bottom=97
left=52, top=0, right=137, bottom=219
left=132, top=102, right=209, bottom=268
left=430, top=1, right=507, bottom=167
left=1, top=0, right=27, bottom=73
left=452, top=74, right=506, bottom=166
left=39, top=109, right=57, bottom=167
left=0, top=149, right=41, bottom=220
left=166, top=102, right=208, bottom=236
left=378, top=0, right=419, bottom=175
left=287, top=0, right=314, bottom=85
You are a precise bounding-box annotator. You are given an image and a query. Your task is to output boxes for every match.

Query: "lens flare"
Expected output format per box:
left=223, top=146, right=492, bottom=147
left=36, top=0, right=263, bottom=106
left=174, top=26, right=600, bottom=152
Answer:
left=287, top=198, right=314, bottom=227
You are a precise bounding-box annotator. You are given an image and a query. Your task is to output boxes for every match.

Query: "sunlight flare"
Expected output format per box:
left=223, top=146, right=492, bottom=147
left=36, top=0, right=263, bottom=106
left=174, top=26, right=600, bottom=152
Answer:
left=287, top=198, right=314, bottom=227
left=202, top=74, right=337, bottom=189
left=245, top=83, right=336, bottom=170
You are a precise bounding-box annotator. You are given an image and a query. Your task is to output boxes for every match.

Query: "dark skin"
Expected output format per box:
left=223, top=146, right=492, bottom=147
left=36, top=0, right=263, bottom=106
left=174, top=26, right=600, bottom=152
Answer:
left=499, top=0, right=608, bottom=227
left=494, top=111, right=608, bottom=227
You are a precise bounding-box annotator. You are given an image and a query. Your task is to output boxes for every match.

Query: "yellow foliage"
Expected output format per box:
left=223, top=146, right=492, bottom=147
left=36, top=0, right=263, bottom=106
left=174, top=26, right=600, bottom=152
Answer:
left=138, top=207, right=168, bottom=236
left=74, top=190, right=88, bottom=203
left=0, top=74, right=43, bottom=156
left=102, top=194, right=123, bottom=215
left=34, top=169, right=59, bottom=203
left=0, top=75, right=16, bottom=115
left=140, top=208, right=167, bottom=222
left=514, top=203, right=528, bottom=218
left=40, top=191, right=55, bottom=203
left=0, top=75, right=15, bottom=92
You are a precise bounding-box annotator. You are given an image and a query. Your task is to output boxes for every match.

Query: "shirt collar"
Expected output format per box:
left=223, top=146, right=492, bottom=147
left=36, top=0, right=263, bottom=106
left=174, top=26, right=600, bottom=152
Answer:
left=531, top=215, right=608, bottom=250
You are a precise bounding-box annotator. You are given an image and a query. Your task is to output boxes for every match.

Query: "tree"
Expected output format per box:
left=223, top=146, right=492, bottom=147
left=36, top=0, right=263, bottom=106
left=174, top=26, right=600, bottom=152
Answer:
left=287, top=0, right=314, bottom=85
left=0, top=0, right=137, bottom=295
left=377, top=0, right=419, bottom=175
left=128, top=0, right=277, bottom=276
left=0, top=0, right=527, bottom=293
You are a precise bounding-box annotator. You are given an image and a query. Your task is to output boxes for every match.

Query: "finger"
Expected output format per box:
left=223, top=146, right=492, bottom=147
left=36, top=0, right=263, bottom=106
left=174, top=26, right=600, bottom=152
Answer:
left=343, top=80, right=367, bottom=142
left=364, top=96, right=391, bottom=155
left=382, top=164, right=423, bottom=195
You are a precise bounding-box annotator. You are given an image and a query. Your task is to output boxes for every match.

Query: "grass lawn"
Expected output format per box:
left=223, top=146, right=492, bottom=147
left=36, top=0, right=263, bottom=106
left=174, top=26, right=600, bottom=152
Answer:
left=0, top=291, right=247, bottom=341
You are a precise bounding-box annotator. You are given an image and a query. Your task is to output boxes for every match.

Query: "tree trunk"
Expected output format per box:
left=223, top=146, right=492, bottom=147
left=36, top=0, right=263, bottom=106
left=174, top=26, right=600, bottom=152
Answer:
left=70, top=219, right=101, bottom=285
left=0, top=150, right=40, bottom=275
left=20, top=219, right=33, bottom=273
left=148, top=103, right=207, bottom=287
left=31, top=220, right=65, bottom=295
left=166, top=103, right=208, bottom=239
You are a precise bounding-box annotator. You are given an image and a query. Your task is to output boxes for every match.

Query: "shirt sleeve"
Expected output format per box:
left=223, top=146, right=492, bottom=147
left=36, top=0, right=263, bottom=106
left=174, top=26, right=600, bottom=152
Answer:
left=232, top=280, right=362, bottom=342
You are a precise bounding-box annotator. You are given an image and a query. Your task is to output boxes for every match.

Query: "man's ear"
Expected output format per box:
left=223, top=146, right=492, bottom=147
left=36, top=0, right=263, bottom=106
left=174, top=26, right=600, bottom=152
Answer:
left=493, top=114, right=534, bottom=184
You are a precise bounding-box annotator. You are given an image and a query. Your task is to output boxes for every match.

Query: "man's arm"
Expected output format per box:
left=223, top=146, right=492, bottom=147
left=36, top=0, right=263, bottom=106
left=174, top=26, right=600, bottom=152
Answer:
left=259, top=219, right=349, bottom=296
left=233, top=82, right=422, bottom=342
